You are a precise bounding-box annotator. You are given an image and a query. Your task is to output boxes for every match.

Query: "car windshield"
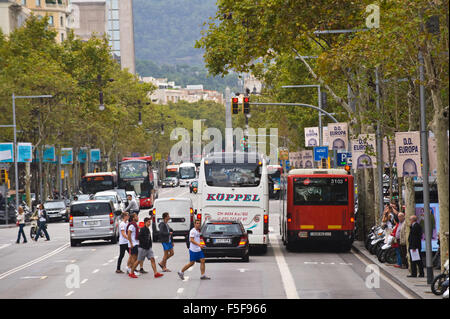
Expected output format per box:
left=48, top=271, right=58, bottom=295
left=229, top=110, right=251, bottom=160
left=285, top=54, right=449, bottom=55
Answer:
left=44, top=201, right=66, bottom=209
left=203, top=223, right=243, bottom=235
left=94, top=195, right=117, bottom=203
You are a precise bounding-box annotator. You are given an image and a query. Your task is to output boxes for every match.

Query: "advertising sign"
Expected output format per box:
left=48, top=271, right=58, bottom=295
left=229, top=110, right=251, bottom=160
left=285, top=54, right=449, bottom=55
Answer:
left=43, top=145, right=56, bottom=163
left=17, top=143, right=33, bottom=163
left=78, top=148, right=87, bottom=163
left=90, top=149, right=101, bottom=163
left=61, top=148, right=73, bottom=165
left=0, top=143, right=14, bottom=163
left=328, top=123, right=348, bottom=151
left=304, top=127, right=319, bottom=147
left=395, top=132, right=421, bottom=177
left=351, top=134, right=377, bottom=169
left=301, top=150, right=314, bottom=169
left=289, top=152, right=302, bottom=169
left=415, top=203, right=439, bottom=252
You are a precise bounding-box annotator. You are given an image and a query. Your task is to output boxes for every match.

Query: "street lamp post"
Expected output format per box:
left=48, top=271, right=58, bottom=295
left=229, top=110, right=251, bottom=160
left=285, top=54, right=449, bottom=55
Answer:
left=1, top=94, right=52, bottom=221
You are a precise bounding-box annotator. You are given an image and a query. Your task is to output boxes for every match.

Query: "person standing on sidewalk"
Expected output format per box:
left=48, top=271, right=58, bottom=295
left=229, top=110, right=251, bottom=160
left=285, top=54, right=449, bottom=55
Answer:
left=137, top=217, right=163, bottom=278
left=158, top=212, right=174, bottom=272
left=127, top=213, right=140, bottom=278
left=391, top=220, right=401, bottom=268
left=116, top=212, right=129, bottom=274
left=16, top=206, right=27, bottom=243
left=407, top=215, right=424, bottom=278
left=397, top=213, right=408, bottom=269
left=178, top=219, right=210, bottom=281
left=34, top=204, right=50, bottom=242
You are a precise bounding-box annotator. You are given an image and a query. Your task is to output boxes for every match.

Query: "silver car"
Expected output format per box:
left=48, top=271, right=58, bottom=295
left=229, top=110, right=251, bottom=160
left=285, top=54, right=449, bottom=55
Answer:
left=69, top=200, right=121, bottom=246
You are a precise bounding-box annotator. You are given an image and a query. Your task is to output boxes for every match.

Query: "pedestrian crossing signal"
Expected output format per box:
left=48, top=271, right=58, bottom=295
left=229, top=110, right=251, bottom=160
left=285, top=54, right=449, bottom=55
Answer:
left=243, top=97, right=250, bottom=114
left=232, top=98, right=239, bottom=114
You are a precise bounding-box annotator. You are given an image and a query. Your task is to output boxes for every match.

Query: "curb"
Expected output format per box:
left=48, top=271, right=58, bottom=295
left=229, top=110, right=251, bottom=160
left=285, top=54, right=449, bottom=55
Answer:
left=351, top=243, right=423, bottom=299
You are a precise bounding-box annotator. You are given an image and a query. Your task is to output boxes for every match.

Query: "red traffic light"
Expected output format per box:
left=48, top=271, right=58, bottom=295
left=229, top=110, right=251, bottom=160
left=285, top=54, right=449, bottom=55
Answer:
left=232, top=98, right=238, bottom=103
left=243, top=97, right=249, bottom=103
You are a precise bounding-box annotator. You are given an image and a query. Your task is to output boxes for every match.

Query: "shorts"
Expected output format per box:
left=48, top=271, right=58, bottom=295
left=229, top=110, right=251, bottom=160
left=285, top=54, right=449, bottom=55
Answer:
left=137, top=247, right=155, bottom=261
left=189, top=250, right=205, bottom=262
left=162, top=241, right=173, bottom=251
left=129, top=246, right=138, bottom=255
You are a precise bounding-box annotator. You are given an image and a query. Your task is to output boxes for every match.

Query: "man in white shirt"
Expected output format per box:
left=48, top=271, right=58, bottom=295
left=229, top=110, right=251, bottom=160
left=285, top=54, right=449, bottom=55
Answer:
left=116, top=212, right=129, bottom=274
left=127, top=213, right=140, bottom=278
left=178, top=219, right=210, bottom=280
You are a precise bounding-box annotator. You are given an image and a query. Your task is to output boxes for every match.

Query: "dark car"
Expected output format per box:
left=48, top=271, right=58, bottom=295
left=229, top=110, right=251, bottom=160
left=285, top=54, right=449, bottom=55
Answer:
left=200, top=220, right=250, bottom=262
left=44, top=200, right=69, bottom=222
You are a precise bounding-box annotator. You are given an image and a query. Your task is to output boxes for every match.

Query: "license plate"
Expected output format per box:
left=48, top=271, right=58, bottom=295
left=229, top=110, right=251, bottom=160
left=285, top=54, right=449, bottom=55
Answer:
left=84, top=221, right=100, bottom=226
left=213, top=238, right=231, bottom=244
left=310, top=232, right=332, bottom=237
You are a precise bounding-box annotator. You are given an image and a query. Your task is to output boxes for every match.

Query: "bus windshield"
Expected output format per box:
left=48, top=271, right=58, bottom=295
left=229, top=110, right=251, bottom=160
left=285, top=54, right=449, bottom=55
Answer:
left=165, top=169, right=179, bottom=178
left=205, top=163, right=261, bottom=187
left=81, top=176, right=114, bottom=194
left=293, top=177, right=348, bottom=205
left=119, top=161, right=148, bottom=179
left=179, top=167, right=196, bottom=179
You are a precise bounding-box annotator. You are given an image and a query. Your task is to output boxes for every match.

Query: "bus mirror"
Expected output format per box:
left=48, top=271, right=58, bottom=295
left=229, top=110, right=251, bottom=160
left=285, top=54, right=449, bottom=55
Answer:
left=247, top=230, right=253, bottom=235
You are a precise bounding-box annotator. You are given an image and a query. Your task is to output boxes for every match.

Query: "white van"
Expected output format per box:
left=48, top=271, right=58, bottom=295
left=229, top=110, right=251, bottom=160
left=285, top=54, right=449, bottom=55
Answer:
left=151, top=197, right=194, bottom=242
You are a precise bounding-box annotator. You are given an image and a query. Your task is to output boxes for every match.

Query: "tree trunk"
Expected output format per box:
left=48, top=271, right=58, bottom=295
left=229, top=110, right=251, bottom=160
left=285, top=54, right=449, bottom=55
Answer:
left=25, top=162, right=31, bottom=208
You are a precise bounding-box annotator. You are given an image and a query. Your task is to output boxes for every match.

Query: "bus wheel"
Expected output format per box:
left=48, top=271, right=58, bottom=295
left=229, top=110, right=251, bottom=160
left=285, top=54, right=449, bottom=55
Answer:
left=286, top=242, right=296, bottom=252
left=260, top=244, right=268, bottom=254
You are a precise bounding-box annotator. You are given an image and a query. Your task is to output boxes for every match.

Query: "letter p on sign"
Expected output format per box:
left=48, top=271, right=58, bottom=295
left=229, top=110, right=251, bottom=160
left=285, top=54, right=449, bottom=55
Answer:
left=366, top=4, right=380, bottom=29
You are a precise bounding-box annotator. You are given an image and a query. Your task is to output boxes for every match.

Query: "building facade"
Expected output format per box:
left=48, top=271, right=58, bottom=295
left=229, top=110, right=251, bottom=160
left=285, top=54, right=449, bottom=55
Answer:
left=0, top=0, right=31, bottom=35
left=69, top=0, right=107, bottom=41
left=16, top=0, right=70, bottom=43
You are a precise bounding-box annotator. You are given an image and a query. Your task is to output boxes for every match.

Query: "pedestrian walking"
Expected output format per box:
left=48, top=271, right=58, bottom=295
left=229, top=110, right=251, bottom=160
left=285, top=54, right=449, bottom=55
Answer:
left=137, top=217, right=163, bottom=278
left=116, top=212, right=129, bottom=274
left=16, top=206, right=27, bottom=243
left=178, top=219, right=210, bottom=280
left=158, top=212, right=174, bottom=272
left=407, top=215, right=424, bottom=278
left=127, top=213, right=140, bottom=278
left=34, top=204, right=50, bottom=242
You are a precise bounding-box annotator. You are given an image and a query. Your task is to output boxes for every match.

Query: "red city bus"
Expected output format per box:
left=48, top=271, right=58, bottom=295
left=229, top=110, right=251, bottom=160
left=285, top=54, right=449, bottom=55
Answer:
left=118, top=156, right=155, bottom=208
left=280, top=168, right=355, bottom=251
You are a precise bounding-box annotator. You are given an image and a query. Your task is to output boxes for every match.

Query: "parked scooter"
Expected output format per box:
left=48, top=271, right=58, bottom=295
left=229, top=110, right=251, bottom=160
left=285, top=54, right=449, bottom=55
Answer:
left=369, top=226, right=386, bottom=255
left=431, top=259, right=449, bottom=296
left=377, top=234, right=397, bottom=264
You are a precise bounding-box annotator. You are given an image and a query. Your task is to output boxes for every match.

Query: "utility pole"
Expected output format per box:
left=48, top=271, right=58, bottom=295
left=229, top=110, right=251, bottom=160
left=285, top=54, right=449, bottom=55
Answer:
left=419, top=51, right=433, bottom=284
left=225, top=87, right=233, bottom=153
left=375, top=68, right=384, bottom=220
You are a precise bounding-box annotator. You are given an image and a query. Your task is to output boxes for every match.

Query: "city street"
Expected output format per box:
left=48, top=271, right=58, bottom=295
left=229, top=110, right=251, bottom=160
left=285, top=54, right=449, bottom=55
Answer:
left=0, top=187, right=410, bottom=299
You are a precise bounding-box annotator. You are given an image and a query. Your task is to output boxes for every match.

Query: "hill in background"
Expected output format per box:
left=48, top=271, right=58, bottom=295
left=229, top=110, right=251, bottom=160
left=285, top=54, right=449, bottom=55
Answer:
left=133, top=0, right=240, bottom=93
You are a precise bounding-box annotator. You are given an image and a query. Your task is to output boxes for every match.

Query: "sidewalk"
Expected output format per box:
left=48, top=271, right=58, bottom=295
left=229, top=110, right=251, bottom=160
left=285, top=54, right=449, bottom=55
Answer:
left=352, top=241, right=441, bottom=299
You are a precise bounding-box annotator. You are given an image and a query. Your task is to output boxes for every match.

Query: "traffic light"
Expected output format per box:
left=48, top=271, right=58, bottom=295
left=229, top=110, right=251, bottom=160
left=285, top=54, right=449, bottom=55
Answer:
left=0, top=169, right=8, bottom=184
left=243, top=97, right=250, bottom=114
left=232, top=97, right=239, bottom=114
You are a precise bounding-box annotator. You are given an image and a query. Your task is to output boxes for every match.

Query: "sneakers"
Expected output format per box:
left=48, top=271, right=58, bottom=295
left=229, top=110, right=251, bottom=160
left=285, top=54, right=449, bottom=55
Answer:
left=139, top=269, right=148, bottom=274
left=393, top=265, right=401, bottom=268
left=126, top=267, right=131, bottom=274
left=177, top=271, right=185, bottom=280
left=134, top=271, right=141, bottom=276
left=200, top=275, right=211, bottom=280
left=154, top=272, right=164, bottom=278
left=116, top=270, right=124, bottom=274
left=129, top=273, right=138, bottom=279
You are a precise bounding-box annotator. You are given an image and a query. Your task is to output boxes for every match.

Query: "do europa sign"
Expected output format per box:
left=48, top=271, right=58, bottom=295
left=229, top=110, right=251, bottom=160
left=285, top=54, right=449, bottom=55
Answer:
left=395, top=132, right=421, bottom=177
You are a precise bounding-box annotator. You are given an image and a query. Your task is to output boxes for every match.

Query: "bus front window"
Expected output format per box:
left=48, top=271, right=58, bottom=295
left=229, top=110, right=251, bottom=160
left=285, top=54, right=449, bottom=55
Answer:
left=205, top=163, right=261, bottom=187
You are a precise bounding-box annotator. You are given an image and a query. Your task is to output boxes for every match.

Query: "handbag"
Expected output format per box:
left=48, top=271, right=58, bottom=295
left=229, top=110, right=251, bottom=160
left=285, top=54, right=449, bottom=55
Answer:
left=16, top=220, right=20, bottom=226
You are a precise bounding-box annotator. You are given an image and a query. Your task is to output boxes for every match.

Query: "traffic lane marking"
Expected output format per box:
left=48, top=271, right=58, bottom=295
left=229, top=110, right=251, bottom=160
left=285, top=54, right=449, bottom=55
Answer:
left=0, top=243, right=69, bottom=280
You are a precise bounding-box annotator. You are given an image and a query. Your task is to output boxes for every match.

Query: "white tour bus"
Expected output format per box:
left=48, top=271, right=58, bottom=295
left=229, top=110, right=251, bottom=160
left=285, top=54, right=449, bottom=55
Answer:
left=197, top=152, right=269, bottom=253
left=179, top=162, right=197, bottom=187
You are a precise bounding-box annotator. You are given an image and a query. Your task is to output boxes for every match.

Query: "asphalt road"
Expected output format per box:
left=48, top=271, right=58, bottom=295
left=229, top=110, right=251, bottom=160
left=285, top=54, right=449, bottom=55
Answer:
left=0, top=186, right=410, bottom=299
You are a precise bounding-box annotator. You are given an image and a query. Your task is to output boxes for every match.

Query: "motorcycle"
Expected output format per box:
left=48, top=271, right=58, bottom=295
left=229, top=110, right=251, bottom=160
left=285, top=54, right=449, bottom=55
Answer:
left=431, top=259, right=449, bottom=296
left=368, top=226, right=386, bottom=255
left=29, top=211, right=44, bottom=240
left=377, top=234, right=397, bottom=264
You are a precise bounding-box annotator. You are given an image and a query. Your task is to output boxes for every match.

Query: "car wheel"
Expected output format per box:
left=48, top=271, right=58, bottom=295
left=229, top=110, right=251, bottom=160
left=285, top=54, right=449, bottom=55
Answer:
left=242, top=253, right=250, bottom=262
left=70, top=239, right=78, bottom=247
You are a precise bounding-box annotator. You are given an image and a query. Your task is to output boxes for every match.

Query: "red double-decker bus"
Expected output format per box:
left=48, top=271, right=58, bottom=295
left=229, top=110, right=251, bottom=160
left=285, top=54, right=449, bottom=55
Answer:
left=280, top=168, right=355, bottom=251
left=118, top=156, right=155, bottom=209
